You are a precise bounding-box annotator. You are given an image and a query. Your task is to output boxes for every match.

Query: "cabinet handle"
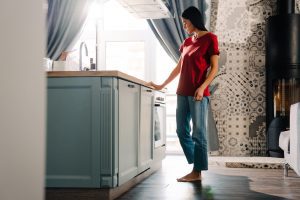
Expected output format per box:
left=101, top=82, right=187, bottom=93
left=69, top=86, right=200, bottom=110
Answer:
left=146, top=89, right=152, bottom=93
left=127, top=84, right=135, bottom=88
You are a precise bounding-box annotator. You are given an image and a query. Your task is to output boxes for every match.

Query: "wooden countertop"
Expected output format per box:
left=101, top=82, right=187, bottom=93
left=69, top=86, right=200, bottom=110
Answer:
left=47, top=70, right=152, bottom=87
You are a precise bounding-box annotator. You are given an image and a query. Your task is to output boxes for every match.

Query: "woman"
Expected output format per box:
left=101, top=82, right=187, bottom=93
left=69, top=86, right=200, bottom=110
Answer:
left=149, top=6, right=219, bottom=182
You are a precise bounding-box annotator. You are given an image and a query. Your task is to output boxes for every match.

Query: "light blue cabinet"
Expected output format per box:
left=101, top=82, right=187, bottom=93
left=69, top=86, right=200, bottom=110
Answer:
left=47, top=77, right=102, bottom=188
left=46, top=76, right=156, bottom=188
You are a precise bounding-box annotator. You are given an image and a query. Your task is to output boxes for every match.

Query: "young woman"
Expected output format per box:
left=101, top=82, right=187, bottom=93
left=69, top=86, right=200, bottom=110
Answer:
left=149, top=6, right=219, bottom=182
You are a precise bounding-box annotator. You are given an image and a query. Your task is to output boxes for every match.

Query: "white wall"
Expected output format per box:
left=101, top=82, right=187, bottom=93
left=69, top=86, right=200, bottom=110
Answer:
left=0, top=1, right=45, bottom=200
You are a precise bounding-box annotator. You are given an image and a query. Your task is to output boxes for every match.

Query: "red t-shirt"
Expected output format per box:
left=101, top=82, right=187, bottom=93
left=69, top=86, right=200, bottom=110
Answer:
left=177, top=32, right=219, bottom=97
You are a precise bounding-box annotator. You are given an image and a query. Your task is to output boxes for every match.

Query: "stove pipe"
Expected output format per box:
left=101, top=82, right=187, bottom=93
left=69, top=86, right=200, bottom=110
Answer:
left=277, top=0, right=295, bottom=15
left=265, top=0, right=300, bottom=157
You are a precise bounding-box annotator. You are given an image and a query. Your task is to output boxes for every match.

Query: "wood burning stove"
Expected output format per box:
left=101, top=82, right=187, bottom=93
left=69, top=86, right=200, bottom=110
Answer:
left=266, top=0, right=300, bottom=157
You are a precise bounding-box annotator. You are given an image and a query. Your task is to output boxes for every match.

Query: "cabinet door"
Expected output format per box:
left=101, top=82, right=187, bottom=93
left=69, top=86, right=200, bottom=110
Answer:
left=139, top=86, right=153, bottom=173
left=46, top=77, right=101, bottom=188
left=118, top=79, right=140, bottom=185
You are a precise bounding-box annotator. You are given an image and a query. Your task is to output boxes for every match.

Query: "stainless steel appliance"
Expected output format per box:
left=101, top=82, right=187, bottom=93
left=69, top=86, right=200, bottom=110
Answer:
left=153, top=91, right=166, bottom=148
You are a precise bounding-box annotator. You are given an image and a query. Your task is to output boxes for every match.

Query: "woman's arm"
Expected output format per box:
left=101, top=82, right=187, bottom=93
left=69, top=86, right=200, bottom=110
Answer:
left=149, top=58, right=182, bottom=90
left=194, top=55, right=219, bottom=100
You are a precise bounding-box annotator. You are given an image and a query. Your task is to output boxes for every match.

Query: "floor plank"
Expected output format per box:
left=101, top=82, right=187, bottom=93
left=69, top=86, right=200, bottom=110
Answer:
left=117, top=155, right=300, bottom=200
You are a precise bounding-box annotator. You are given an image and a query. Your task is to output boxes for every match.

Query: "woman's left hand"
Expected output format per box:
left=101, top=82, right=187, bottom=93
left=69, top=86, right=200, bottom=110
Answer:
left=194, top=87, right=204, bottom=101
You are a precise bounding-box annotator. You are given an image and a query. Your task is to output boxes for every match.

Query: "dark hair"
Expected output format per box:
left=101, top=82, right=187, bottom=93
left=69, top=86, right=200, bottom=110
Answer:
left=181, top=6, right=207, bottom=31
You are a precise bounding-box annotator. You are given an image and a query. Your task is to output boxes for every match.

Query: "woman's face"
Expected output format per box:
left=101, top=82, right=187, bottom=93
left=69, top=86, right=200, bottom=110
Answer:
left=182, top=18, right=196, bottom=34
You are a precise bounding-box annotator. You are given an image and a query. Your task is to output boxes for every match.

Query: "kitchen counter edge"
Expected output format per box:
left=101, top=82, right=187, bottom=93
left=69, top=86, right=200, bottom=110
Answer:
left=47, top=70, right=158, bottom=90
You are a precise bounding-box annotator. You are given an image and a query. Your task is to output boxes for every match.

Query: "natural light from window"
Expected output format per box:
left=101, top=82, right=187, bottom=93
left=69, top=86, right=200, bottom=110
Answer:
left=105, top=41, right=145, bottom=79
left=103, top=0, right=148, bottom=31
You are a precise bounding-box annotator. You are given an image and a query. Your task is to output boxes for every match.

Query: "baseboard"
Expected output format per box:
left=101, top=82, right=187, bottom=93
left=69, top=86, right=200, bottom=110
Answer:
left=46, top=162, right=162, bottom=200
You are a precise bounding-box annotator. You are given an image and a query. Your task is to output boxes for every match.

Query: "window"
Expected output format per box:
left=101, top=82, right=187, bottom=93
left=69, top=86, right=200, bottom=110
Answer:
left=105, top=41, right=145, bottom=79
left=94, top=0, right=152, bottom=80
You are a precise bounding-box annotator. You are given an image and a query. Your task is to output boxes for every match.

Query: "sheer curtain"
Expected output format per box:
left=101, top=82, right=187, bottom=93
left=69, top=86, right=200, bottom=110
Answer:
left=47, top=0, right=93, bottom=60
left=147, top=0, right=209, bottom=63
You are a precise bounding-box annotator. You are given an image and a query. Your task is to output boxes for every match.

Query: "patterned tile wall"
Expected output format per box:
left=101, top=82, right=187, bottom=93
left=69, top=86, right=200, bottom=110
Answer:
left=209, top=0, right=300, bottom=156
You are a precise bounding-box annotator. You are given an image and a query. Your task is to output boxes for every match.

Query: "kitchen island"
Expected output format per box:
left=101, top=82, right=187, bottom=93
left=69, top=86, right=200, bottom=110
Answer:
left=46, top=71, right=166, bottom=200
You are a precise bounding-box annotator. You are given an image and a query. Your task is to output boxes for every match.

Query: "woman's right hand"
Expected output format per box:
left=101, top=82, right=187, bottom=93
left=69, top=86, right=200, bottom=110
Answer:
left=147, top=81, right=165, bottom=90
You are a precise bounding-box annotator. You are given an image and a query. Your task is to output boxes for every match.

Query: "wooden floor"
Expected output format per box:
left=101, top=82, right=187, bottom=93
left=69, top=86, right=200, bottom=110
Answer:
left=117, top=155, right=300, bottom=200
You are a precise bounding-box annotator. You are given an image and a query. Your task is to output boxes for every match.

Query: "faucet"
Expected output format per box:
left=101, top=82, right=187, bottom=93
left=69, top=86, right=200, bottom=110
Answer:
left=79, top=42, right=89, bottom=71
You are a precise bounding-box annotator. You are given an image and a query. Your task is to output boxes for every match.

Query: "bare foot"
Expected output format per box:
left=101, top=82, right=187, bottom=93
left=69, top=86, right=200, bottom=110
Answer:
left=177, top=170, right=202, bottom=182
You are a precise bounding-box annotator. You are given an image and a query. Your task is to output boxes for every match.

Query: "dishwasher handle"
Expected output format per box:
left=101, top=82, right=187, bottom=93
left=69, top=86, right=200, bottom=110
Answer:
left=154, top=103, right=165, bottom=107
left=127, top=84, right=135, bottom=88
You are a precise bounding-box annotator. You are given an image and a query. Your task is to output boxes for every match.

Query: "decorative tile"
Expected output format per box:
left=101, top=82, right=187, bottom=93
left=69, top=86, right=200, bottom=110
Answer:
left=249, top=50, right=265, bottom=72
left=246, top=0, right=276, bottom=20
left=210, top=94, right=228, bottom=112
left=209, top=156, right=284, bottom=168
left=225, top=50, right=249, bottom=72
left=209, top=0, right=278, bottom=156
left=248, top=23, right=265, bottom=51
left=226, top=162, right=282, bottom=169
left=226, top=116, right=249, bottom=136
left=216, top=1, right=252, bottom=44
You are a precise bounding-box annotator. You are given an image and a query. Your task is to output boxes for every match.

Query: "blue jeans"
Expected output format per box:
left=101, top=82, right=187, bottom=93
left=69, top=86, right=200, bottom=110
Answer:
left=176, top=95, right=209, bottom=171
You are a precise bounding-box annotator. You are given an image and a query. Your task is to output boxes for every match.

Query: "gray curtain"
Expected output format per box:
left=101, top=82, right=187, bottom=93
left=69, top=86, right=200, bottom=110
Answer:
left=147, top=0, right=209, bottom=63
left=47, top=0, right=93, bottom=60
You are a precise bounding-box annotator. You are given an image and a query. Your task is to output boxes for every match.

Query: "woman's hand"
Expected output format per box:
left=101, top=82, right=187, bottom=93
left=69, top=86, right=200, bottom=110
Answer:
left=147, top=81, right=165, bottom=90
left=147, top=58, right=182, bottom=91
left=194, top=86, right=205, bottom=101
